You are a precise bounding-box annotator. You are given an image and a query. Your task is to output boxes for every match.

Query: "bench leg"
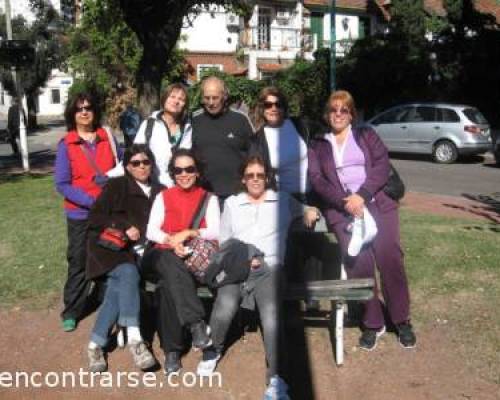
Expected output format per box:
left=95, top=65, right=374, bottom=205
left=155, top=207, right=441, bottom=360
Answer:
left=335, top=301, right=345, bottom=366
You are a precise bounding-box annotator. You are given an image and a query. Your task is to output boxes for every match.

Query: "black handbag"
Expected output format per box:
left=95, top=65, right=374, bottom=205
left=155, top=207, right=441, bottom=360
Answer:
left=384, top=163, right=405, bottom=201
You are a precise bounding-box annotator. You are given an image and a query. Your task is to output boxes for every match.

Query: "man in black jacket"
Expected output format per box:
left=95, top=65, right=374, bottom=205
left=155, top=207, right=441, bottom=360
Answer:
left=192, top=76, right=254, bottom=206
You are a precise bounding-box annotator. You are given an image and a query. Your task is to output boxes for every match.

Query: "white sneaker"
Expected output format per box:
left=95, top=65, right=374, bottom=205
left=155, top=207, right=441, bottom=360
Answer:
left=264, top=375, right=290, bottom=400
left=196, top=352, right=221, bottom=377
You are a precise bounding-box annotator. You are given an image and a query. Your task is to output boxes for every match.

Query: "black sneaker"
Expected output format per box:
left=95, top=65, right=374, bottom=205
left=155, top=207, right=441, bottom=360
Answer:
left=397, top=322, right=416, bottom=349
left=164, top=351, right=182, bottom=375
left=359, top=326, right=386, bottom=351
left=190, top=320, right=212, bottom=350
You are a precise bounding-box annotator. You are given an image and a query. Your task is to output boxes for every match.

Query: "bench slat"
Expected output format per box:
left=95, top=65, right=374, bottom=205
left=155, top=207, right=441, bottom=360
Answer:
left=291, top=278, right=374, bottom=290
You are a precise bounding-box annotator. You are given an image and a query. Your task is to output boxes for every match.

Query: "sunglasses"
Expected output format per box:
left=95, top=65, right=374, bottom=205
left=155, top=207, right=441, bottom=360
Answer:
left=263, top=101, right=282, bottom=110
left=129, top=159, right=151, bottom=167
left=329, top=106, right=350, bottom=115
left=76, top=106, right=94, bottom=113
left=244, top=172, right=266, bottom=181
left=173, top=165, right=197, bottom=175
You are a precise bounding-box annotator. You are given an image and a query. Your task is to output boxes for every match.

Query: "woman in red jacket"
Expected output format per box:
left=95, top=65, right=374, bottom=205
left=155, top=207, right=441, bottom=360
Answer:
left=55, top=91, right=119, bottom=332
left=308, top=90, right=416, bottom=351
left=146, top=149, right=220, bottom=375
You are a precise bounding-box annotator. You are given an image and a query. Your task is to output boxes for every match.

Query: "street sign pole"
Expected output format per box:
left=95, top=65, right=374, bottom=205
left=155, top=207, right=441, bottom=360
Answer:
left=330, top=0, right=336, bottom=92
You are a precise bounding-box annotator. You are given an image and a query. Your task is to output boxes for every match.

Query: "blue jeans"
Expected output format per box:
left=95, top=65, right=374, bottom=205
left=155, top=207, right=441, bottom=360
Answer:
left=90, top=263, right=140, bottom=347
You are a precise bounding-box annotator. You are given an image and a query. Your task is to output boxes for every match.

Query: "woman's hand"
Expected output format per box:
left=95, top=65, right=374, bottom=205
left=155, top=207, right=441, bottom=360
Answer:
left=168, top=229, right=199, bottom=248
left=250, top=257, right=261, bottom=270
left=125, top=226, right=140, bottom=241
left=343, top=194, right=365, bottom=218
left=304, top=207, right=320, bottom=228
left=173, top=243, right=189, bottom=258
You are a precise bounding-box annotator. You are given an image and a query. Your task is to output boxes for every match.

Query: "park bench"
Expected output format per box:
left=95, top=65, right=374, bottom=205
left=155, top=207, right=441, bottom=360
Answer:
left=144, top=273, right=374, bottom=366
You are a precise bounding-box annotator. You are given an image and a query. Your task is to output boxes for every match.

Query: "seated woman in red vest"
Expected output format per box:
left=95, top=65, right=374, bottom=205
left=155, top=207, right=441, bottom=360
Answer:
left=145, top=149, right=220, bottom=375
left=85, top=144, right=161, bottom=373
left=54, top=91, right=121, bottom=333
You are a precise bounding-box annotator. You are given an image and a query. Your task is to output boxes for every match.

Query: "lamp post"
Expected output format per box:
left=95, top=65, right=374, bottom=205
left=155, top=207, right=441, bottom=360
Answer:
left=330, top=0, right=336, bottom=91
left=4, top=0, right=30, bottom=171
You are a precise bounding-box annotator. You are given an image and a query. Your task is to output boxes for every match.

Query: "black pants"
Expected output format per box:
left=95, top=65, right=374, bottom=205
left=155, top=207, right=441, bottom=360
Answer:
left=143, top=249, right=204, bottom=353
left=61, top=218, right=91, bottom=321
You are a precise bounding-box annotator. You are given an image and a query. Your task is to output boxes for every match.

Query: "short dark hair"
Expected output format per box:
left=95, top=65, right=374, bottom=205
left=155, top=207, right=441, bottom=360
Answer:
left=64, top=91, right=101, bottom=131
left=238, top=155, right=277, bottom=192
left=123, top=144, right=155, bottom=178
left=168, top=148, right=204, bottom=184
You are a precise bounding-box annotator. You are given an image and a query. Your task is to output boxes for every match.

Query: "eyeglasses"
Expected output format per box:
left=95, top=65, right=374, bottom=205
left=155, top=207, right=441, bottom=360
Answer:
left=263, top=101, right=282, bottom=110
left=329, top=106, right=350, bottom=115
left=173, top=165, right=197, bottom=175
left=244, top=172, right=266, bottom=181
left=75, top=106, right=94, bottom=113
left=129, top=159, right=151, bottom=167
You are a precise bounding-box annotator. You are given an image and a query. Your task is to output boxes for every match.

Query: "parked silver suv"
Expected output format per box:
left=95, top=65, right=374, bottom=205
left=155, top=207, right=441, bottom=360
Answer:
left=366, top=103, right=491, bottom=163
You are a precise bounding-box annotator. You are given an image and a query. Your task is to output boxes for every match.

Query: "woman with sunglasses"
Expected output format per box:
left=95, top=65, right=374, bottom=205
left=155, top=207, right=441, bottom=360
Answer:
left=308, top=90, right=416, bottom=351
left=55, top=91, right=121, bottom=333
left=145, top=149, right=220, bottom=375
left=85, top=144, right=160, bottom=372
left=133, top=83, right=192, bottom=187
left=197, top=155, right=318, bottom=399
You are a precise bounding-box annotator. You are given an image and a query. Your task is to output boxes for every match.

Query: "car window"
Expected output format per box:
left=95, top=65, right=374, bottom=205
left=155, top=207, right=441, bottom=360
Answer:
left=463, top=108, right=488, bottom=124
left=403, top=106, right=437, bottom=122
left=437, top=108, right=461, bottom=122
left=372, top=107, right=411, bottom=124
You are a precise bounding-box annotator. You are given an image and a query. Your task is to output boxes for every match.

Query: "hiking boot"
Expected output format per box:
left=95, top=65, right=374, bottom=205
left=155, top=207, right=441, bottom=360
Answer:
left=88, top=346, right=107, bottom=373
left=128, top=341, right=156, bottom=370
left=164, top=351, right=182, bottom=375
left=197, top=348, right=221, bottom=377
left=397, top=322, right=417, bottom=349
left=62, top=318, right=76, bottom=332
left=190, top=320, right=212, bottom=350
left=359, top=326, right=386, bottom=351
left=264, top=375, right=290, bottom=400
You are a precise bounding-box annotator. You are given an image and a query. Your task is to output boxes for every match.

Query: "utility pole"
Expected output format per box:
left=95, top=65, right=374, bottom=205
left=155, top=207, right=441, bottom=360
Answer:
left=5, top=0, right=30, bottom=171
left=330, top=0, right=336, bottom=91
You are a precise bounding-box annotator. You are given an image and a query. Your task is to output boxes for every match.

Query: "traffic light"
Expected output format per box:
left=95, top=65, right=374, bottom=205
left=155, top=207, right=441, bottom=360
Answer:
left=0, top=40, right=35, bottom=68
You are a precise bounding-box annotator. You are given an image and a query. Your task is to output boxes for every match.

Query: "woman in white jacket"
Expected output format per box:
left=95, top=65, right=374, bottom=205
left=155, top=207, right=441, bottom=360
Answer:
left=133, top=83, right=192, bottom=187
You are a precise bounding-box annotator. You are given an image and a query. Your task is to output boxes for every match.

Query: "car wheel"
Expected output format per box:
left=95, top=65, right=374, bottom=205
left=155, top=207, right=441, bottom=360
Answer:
left=433, top=140, right=458, bottom=164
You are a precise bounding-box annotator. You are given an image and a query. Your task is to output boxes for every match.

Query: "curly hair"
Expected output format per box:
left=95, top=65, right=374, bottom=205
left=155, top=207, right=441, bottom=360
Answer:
left=64, top=91, right=101, bottom=132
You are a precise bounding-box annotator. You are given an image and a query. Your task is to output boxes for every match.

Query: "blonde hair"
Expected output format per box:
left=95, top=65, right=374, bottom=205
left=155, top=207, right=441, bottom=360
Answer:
left=323, top=90, right=357, bottom=126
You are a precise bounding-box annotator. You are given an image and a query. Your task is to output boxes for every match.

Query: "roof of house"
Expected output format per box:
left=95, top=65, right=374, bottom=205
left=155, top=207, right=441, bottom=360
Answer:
left=304, top=0, right=391, bottom=19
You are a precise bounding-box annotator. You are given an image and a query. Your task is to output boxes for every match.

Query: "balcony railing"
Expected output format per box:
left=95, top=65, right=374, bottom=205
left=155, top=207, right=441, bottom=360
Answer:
left=245, top=27, right=301, bottom=51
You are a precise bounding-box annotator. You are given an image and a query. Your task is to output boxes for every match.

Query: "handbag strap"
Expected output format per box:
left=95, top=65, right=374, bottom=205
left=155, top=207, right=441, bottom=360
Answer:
left=79, top=143, right=105, bottom=176
left=103, top=127, right=119, bottom=165
left=190, top=192, right=211, bottom=230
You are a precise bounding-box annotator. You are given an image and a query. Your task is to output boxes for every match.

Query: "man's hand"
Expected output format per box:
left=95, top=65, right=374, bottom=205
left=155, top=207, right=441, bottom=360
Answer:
left=343, top=194, right=365, bottom=218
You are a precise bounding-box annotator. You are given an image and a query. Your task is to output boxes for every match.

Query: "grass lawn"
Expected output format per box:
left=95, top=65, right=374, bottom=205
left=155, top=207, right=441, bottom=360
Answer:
left=0, top=175, right=499, bottom=382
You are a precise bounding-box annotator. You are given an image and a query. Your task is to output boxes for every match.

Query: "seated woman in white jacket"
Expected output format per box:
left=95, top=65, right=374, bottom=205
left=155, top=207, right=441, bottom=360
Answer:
left=197, top=155, right=318, bottom=400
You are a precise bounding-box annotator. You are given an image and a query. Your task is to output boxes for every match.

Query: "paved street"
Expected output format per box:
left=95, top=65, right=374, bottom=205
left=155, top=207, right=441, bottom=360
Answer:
left=391, top=153, right=499, bottom=199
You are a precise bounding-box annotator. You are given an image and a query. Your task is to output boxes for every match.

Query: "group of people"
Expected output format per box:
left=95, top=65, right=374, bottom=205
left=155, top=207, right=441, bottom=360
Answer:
left=54, top=75, right=416, bottom=399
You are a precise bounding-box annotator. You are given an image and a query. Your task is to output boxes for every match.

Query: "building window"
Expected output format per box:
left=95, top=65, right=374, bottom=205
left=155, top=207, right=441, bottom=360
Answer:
left=51, top=89, right=61, bottom=104
left=197, top=64, right=223, bottom=80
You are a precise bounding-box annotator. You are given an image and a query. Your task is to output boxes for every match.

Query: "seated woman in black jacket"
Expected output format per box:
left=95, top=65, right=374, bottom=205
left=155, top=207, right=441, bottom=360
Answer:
left=85, top=144, right=163, bottom=372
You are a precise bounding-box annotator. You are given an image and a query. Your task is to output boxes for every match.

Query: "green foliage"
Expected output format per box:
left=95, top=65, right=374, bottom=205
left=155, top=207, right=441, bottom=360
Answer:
left=66, top=0, right=142, bottom=95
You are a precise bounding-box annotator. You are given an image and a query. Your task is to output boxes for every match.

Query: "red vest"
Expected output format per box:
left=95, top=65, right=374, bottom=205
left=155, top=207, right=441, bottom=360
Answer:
left=160, top=186, right=208, bottom=235
left=63, top=128, right=116, bottom=211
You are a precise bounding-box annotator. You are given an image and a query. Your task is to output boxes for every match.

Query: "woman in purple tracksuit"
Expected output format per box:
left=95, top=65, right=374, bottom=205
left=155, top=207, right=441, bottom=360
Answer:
left=308, top=90, right=416, bottom=351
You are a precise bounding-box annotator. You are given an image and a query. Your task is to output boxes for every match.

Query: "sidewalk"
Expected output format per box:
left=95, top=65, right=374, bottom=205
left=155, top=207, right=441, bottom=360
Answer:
left=402, top=191, right=500, bottom=223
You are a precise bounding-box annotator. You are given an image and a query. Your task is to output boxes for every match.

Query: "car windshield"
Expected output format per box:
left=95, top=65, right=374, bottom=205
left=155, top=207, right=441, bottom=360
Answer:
left=463, top=108, right=488, bottom=125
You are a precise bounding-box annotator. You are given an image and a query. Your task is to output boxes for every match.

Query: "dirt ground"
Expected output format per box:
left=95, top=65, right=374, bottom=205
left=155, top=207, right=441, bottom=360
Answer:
left=0, top=192, right=499, bottom=400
